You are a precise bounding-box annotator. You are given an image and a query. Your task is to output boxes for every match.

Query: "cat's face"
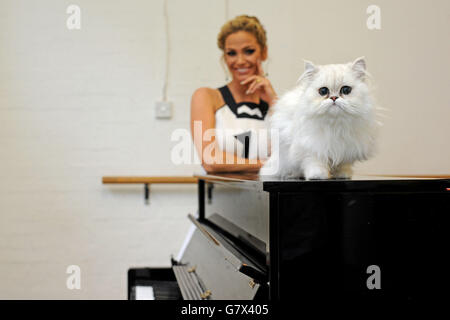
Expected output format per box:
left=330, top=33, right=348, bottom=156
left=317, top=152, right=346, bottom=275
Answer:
left=299, top=58, right=371, bottom=117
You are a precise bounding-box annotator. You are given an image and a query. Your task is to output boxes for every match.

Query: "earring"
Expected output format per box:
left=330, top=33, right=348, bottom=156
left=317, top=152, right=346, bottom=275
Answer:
left=220, top=57, right=230, bottom=82
left=263, top=60, right=269, bottom=77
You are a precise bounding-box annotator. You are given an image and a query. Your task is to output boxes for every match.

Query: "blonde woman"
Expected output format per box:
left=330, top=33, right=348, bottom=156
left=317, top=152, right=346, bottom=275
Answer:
left=191, top=15, right=277, bottom=173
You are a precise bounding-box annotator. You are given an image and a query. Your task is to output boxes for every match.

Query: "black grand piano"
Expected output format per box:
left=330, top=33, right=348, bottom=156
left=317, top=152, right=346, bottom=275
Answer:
left=129, top=174, right=449, bottom=302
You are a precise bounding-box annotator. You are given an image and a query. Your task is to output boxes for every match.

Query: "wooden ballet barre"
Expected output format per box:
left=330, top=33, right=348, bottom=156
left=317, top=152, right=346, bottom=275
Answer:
left=102, top=176, right=198, bottom=204
left=102, top=176, right=198, bottom=184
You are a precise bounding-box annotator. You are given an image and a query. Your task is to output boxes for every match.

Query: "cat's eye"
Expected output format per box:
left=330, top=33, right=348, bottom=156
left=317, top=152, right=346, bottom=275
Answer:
left=340, top=86, right=352, bottom=95
left=318, top=87, right=329, bottom=96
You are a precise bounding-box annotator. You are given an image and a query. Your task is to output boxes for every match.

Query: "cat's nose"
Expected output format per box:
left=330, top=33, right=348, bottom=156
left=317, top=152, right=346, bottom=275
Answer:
left=330, top=96, right=338, bottom=101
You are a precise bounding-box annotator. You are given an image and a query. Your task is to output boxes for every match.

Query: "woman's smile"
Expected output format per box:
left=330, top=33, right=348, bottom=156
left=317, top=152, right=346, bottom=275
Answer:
left=235, top=67, right=252, bottom=75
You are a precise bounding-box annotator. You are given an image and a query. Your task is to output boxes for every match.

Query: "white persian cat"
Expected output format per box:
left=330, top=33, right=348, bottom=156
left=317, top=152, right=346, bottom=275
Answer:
left=260, top=57, right=379, bottom=180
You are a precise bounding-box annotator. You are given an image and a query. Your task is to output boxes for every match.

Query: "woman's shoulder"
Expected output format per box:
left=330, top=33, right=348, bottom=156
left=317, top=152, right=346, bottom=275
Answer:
left=191, top=87, right=223, bottom=112
left=192, top=87, right=220, bottom=100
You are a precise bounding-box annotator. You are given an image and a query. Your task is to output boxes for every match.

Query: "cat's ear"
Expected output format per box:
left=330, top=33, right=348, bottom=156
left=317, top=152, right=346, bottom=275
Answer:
left=304, top=60, right=316, bottom=73
left=296, top=60, right=317, bottom=85
left=351, top=57, right=367, bottom=80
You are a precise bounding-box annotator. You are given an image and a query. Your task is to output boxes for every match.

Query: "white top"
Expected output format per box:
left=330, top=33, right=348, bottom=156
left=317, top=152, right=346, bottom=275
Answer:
left=215, top=85, right=270, bottom=160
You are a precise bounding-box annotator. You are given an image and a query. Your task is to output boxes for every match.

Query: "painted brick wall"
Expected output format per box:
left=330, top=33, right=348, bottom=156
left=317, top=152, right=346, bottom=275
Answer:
left=0, top=0, right=448, bottom=299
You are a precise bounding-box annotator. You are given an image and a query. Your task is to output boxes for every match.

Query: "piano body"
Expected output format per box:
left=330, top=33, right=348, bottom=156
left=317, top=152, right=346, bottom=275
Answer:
left=129, top=174, right=450, bottom=301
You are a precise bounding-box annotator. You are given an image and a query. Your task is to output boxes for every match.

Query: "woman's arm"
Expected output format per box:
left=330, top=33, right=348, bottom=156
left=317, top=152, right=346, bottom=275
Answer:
left=190, top=87, right=264, bottom=173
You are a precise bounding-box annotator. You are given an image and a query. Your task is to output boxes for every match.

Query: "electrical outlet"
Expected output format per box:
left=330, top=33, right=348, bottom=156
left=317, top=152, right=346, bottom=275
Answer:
left=155, top=101, right=172, bottom=119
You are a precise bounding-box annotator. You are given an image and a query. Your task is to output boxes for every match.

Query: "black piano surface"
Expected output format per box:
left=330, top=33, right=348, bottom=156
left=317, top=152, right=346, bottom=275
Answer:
left=129, top=173, right=449, bottom=303
left=193, top=173, right=449, bottom=302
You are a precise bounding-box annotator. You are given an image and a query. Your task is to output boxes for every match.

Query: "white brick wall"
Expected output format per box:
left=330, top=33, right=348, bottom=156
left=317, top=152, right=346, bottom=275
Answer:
left=0, top=0, right=449, bottom=299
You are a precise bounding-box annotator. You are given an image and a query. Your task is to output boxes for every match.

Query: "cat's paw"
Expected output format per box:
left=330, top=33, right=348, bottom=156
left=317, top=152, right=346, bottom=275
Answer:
left=304, top=166, right=330, bottom=180
left=331, top=164, right=353, bottom=179
left=332, top=173, right=353, bottom=180
left=282, top=173, right=304, bottom=180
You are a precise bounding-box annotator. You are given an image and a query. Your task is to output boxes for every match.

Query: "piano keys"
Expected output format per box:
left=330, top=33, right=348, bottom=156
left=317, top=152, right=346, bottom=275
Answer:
left=129, top=173, right=450, bottom=301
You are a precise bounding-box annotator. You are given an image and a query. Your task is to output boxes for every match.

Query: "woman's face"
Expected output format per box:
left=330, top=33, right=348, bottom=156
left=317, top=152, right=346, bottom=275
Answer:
left=224, top=31, right=267, bottom=83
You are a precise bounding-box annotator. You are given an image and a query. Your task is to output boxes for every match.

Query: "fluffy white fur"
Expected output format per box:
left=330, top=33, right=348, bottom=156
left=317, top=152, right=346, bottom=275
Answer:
left=260, top=57, right=379, bottom=180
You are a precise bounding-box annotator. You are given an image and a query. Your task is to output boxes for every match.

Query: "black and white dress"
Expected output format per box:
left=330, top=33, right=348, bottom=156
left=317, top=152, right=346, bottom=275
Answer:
left=178, top=86, right=271, bottom=259
left=215, top=85, right=270, bottom=160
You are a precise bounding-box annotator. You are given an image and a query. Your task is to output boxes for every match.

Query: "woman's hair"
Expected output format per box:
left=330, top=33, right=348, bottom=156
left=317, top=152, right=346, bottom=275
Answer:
left=217, top=15, right=267, bottom=51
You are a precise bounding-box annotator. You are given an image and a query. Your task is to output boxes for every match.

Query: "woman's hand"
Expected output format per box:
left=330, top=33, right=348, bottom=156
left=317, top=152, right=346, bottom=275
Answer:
left=240, top=60, right=277, bottom=106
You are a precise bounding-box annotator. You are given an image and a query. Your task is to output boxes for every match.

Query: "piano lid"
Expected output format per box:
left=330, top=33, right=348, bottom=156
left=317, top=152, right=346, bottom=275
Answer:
left=194, top=172, right=450, bottom=193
